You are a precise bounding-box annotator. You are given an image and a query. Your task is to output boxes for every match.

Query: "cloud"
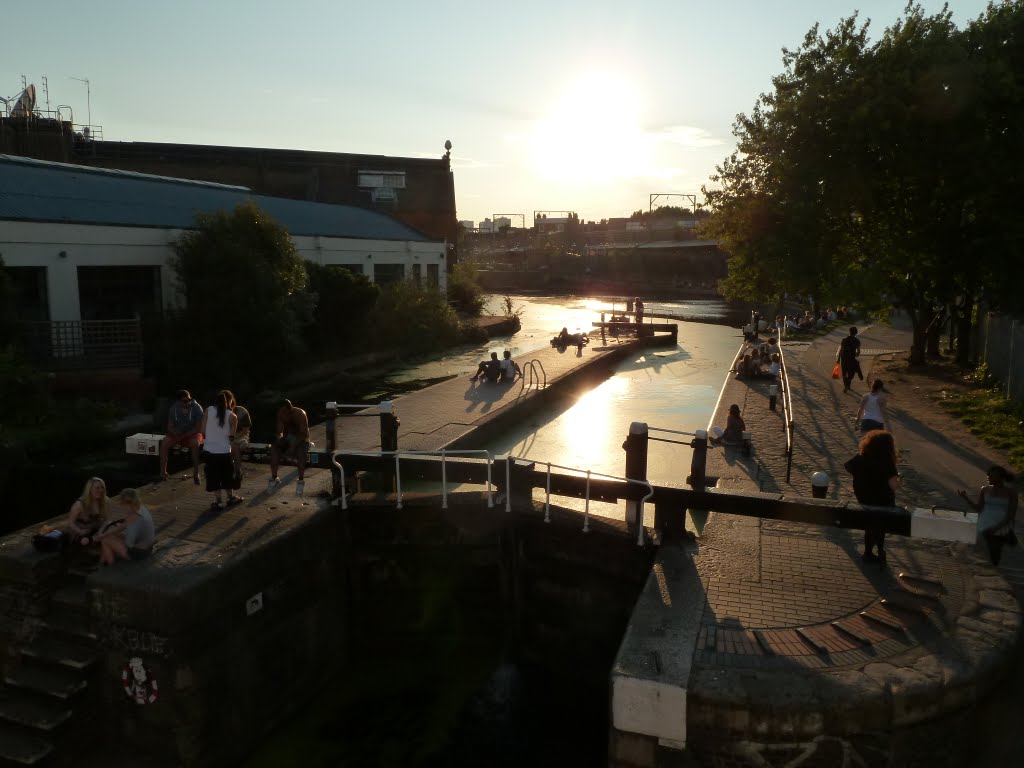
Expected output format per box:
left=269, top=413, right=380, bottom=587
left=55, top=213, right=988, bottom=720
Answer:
left=650, top=125, right=724, bottom=148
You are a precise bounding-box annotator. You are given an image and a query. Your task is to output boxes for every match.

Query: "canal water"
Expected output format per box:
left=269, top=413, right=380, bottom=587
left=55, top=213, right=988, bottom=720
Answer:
left=392, top=294, right=743, bottom=525
left=249, top=295, right=744, bottom=767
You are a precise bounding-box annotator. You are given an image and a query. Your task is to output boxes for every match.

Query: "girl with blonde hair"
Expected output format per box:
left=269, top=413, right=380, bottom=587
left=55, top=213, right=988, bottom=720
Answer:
left=66, top=477, right=110, bottom=547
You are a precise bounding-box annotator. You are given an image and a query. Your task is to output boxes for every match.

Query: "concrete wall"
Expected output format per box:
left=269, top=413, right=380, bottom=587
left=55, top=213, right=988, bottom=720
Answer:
left=0, top=220, right=446, bottom=323
left=87, top=508, right=347, bottom=766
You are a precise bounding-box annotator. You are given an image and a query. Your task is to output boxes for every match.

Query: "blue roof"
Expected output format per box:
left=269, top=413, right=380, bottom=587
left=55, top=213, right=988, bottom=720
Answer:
left=0, top=155, right=436, bottom=242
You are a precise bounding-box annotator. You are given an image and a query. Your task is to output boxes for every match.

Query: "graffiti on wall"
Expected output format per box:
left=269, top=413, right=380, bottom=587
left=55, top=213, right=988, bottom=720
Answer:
left=122, top=656, right=159, bottom=705
left=102, top=623, right=173, bottom=658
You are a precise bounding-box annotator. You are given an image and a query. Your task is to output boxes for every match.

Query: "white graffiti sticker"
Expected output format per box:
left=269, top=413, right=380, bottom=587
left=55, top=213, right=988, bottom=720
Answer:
left=122, top=656, right=159, bottom=705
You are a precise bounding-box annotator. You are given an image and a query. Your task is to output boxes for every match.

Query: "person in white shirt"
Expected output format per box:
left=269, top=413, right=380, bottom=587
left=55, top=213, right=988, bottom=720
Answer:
left=499, top=350, right=522, bottom=382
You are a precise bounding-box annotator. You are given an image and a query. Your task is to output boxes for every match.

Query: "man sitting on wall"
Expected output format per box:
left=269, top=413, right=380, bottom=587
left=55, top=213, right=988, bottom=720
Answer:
left=268, top=399, right=311, bottom=497
left=160, top=389, right=204, bottom=483
left=470, top=352, right=502, bottom=383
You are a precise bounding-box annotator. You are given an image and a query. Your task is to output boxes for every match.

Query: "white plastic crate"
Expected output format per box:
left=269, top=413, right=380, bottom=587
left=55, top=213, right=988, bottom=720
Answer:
left=125, top=433, right=163, bottom=455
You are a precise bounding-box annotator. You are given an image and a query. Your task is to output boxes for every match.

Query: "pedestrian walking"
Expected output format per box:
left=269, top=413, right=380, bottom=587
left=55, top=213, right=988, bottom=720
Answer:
left=844, top=430, right=901, bottom=565
left=856, top=379, right=891, bottom=433
left=837, top=326, right=862, bottom=393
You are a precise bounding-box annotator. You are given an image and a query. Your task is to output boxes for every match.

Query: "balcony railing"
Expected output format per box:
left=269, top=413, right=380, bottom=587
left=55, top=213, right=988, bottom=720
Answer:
left=19, top=319, right=143, bottom=371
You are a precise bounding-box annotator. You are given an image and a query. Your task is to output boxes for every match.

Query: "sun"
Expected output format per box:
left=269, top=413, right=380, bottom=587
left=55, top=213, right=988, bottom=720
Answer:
left=530, top=71, right=650, bottom=184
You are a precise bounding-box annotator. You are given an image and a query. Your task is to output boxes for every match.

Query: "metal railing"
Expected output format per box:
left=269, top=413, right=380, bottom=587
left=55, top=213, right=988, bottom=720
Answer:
left=521, top=359, right=547, bottom=391
left=778, top=344, right=796, bottom=482
left=503, top=457, right=654, bottom=546
left=18, top=319, right=143, bottom=371
left=332, top=449, right=493, bottom=510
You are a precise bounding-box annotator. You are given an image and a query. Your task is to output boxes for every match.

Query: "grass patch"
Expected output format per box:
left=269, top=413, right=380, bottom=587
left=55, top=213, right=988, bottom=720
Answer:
left=938, top=383, right=1024, bottom=474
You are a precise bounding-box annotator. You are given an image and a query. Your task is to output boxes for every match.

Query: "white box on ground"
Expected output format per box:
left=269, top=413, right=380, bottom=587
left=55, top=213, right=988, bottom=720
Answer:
left=125, top=433, right=164, bottom=455
left=911, top=507, right=977, bottom=544
left=246, top=592, right=264, bottom=616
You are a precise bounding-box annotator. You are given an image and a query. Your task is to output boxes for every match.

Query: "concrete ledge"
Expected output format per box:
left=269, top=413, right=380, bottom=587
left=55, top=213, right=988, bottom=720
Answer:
left=611, top=546, right=705, bottom=746
left=911, top=507, right=977, bottom=543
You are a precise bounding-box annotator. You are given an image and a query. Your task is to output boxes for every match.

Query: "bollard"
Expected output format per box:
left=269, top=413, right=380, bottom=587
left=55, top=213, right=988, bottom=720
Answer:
left=622, top=422, right=649, bottom=539
left=325, top=401, right=338, bottom=453
left=768, top=385, right=778, bottom=412
left=689, top=429, right=709, bottom=492
left=379, top=400, right=400, bottom=491
left=811, top=470, right=830, bottom=499
left=742, top=431, right=753, bottom=457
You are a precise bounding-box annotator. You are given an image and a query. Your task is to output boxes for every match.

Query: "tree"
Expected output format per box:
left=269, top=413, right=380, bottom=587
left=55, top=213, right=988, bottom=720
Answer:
left=700, top=3, right=1024, bottom=365
left=303, top=264, right=379, bottom=356
left=167, top=202, right=310, bottom=392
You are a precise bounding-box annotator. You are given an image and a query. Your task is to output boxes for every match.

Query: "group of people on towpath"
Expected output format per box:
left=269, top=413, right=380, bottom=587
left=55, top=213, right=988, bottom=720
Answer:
left=834, top=325, right=1017, bottom=566
left=728, top=317, right=1017, bottom=568
left=60, top=389, right=313, bottom=566
left=470, top=350, right=523, bottom=384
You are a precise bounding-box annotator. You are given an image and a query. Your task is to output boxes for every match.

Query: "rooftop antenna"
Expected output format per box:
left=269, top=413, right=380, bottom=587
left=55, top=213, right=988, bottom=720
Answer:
left=70, top=76, right=90, bottom=127
left=41, top=76, right=50, bottom=113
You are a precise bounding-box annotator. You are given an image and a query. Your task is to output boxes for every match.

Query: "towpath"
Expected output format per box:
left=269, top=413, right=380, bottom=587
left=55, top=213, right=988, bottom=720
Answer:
left=677, top=320, right=1023, bottom=766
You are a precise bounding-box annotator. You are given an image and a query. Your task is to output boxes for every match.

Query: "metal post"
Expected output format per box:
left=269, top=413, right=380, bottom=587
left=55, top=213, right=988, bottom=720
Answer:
left=768, top=385, right=778, bottom=411
left=690, top=429, right=708, bottom=492
left=325, top=401, right=338, bottom=452
left=379, top=400, right=399, bottom=491
left=622, top=422, right=649, bottom=540
left=601, top=312, right=607, bottom=345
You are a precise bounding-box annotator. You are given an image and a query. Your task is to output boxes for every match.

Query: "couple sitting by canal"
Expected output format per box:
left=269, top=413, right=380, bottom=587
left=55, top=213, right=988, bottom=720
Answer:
left=470, top=350, right=522, bottom=384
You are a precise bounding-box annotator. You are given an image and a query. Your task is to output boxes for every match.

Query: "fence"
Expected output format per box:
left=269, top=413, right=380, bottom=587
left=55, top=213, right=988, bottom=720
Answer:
left=979, top=312, right=1024, bottom=404
left=19, top=319, right=143, bottom=371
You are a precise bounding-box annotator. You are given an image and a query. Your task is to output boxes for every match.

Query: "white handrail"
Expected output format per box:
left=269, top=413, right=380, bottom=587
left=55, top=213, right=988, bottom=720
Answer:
left=331, top=455, right=348, bottom=510
left=334, top=449, right=493, bottom=510
left=648, top=426, right=697, bottom=437
left=505, top=455, right=655, bottom=545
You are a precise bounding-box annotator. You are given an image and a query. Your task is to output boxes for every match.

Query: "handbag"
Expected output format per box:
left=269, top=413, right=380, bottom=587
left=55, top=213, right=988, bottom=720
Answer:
left=831, top=362, right=841, bottom=379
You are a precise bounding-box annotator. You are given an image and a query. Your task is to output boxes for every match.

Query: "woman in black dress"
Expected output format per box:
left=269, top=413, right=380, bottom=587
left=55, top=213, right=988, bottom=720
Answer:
left=844, top=430, right=901, bottom=564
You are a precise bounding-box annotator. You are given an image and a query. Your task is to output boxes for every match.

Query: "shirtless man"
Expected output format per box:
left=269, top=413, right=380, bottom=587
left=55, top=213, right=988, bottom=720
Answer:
left=268, top=399, right=310, bottom=496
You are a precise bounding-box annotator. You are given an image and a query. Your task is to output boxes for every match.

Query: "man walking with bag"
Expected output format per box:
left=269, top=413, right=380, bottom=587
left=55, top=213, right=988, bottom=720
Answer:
left=837, top=326, right=862, bottom=393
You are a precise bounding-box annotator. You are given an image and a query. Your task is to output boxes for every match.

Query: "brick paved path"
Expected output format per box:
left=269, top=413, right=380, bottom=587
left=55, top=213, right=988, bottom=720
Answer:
left=684, top=322, right=1022, bottom=766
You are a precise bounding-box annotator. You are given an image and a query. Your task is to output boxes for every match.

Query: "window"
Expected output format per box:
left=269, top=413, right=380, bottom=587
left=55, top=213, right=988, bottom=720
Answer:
left=357, top=170, right=406, bottom=189
left=372, top=263, right=406, bottom=287
left=426, top=263, right=439, bottom=288
left=412, top=264, right=422, bottom=284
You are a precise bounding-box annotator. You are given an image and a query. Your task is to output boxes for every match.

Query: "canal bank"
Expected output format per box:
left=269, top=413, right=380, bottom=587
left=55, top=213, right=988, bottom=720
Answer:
left=610, top=322, right=1022, bottom=768
left=0, top=326, right=676, bottom=766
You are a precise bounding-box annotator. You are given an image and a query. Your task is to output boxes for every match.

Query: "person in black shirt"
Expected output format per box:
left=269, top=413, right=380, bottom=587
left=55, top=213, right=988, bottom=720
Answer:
left=844, top=429, right=901, bottom=564
left=837, top=326, right=862, bottom=392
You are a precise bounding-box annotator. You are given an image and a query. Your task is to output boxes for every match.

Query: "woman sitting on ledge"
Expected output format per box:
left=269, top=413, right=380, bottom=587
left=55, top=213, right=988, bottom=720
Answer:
left=711, top=404, right=746, bottom=445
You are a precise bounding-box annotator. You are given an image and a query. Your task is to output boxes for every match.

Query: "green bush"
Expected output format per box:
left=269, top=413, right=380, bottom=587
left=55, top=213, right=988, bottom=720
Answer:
left=370, top=281, right=465, bottom=351
left=304, top=264, right=380, bottom=356
left=446, top=262, right=485, bottom=315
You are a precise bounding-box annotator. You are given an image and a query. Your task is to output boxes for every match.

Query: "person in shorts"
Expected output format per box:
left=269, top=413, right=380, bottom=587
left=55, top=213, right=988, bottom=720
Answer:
left=268, top=399, right=310, bottom=496
left=160, top=389, right=204, bottom=483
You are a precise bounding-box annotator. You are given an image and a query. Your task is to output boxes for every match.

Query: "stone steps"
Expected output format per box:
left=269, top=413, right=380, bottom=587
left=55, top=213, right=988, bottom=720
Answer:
left=3, top=662, right=87, bottom=700
left=0, top=688, right=71, bottom=732
left=20, top=633, right=98, bottom=672
left=0, top=722, right=53, bottom=766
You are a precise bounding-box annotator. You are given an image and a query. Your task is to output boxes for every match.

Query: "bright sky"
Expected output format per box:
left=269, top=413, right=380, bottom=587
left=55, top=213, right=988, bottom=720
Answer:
left=5, top=1, right=991, bottom=226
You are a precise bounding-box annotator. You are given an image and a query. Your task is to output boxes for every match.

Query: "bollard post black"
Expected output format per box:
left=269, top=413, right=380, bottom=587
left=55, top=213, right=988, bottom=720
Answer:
left=689, top=430, right=708, bottom=492
left=622, top=422, right=649, bottom=540
left=811, top=471, right=830, bottom=499
left=601, top=312, right=607, bottom=345
left=325, top=402, right=338, bottom=453
left=379, top=400, right=400, bottom=490
left=768, top=385, right=778, bottom=412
